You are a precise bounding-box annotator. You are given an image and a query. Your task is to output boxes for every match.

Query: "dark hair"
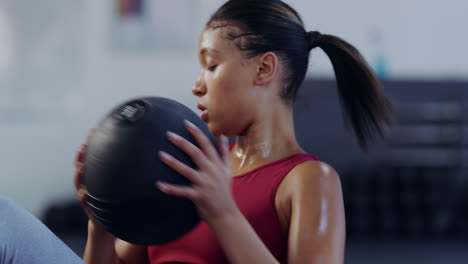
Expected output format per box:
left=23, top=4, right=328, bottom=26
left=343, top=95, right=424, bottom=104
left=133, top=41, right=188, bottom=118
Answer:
left=208, top=0, right=392, bottom=149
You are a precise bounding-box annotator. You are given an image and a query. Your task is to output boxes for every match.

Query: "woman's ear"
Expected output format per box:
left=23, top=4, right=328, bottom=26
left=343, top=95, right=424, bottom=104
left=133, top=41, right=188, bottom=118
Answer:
left=254, top=52, right=278, bottom=86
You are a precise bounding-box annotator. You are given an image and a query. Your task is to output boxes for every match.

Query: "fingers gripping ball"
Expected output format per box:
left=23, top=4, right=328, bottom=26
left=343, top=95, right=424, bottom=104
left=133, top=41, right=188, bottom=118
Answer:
left=82, top=97, right=217, bottom=245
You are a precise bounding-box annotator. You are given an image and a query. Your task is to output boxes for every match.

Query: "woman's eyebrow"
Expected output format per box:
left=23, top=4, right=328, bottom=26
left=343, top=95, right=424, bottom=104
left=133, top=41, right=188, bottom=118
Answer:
left=200, top=47, right=220, bottom=55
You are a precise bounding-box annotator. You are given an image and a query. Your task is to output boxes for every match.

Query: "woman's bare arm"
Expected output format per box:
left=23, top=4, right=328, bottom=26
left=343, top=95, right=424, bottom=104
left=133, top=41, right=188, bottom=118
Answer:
left=82, top=221, right=148, bottom=264
left=280, top=161, right=346, bottom=264
left=115, top=239, right=148, bottom=264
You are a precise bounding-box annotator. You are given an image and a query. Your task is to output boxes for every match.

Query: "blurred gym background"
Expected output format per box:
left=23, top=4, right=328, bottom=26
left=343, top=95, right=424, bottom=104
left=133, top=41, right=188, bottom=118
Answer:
left=0, top=0, right=466, bottom=263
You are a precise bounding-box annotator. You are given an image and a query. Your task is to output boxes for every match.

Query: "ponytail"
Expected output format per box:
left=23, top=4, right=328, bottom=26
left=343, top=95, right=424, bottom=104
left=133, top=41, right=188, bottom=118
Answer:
left=309, top=31, right=393, bottom=149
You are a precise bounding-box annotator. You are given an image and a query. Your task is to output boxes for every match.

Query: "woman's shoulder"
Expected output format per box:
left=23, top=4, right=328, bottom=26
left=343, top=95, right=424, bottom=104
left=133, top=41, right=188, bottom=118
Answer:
left=280, top=159, right=341, bottom=195
left=292, top=159, right=338, bottom=178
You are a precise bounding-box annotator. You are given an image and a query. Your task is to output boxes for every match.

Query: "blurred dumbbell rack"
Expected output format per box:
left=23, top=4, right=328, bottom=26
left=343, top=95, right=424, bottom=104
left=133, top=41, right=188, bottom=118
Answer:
left=295, top=79, right=468, bottom=242
left=341, top=86, right=467, bottom=240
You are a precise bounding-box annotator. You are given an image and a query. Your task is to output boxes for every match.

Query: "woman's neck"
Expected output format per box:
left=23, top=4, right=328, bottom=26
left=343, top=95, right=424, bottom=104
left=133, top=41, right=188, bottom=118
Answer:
left=230, top=103, right=304, bottom=174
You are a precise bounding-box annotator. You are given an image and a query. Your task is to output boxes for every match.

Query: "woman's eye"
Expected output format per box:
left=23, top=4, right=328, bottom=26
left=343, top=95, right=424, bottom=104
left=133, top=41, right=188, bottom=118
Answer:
left=207, top=65, right=218, bottom=72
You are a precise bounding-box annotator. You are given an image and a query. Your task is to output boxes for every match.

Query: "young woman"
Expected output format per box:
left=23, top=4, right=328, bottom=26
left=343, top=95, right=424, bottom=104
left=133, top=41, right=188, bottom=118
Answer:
left=77, top=1, right=391, bottom=263
left=0, top=0, right=390, bottom=263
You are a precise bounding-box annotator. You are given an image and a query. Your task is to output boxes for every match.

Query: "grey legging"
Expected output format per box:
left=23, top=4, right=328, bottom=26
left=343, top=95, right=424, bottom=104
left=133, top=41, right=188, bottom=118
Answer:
left=0, top=196, right=85, bottom=264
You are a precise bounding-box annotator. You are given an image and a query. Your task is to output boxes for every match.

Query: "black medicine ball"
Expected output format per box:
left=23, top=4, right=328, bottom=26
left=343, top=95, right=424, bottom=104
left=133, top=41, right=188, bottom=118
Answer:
left=82, top=96, right=217, bottom=245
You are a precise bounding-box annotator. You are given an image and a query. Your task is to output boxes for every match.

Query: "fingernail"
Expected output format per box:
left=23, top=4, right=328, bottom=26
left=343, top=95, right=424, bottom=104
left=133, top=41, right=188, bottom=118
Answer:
left=223, top=137, right=229, bottom=152
left=184, top=120, right=196, bottom=130
left=167, top=131, right=181, bottom=141
left=158, top=150, right=172, bottom=161
left=157, top=181, right=170, bottom=191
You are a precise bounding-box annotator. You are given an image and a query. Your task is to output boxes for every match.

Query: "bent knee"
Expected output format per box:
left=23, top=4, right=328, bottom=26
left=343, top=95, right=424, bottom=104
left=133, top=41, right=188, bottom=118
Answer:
left=0, top=196, right=31, bottom=223
left=0, top=196, right=18, bottom=212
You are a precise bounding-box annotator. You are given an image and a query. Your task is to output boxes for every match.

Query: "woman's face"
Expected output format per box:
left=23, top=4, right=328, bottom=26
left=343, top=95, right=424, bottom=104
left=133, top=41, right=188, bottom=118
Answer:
left=193, top=26, right=261, bottom=137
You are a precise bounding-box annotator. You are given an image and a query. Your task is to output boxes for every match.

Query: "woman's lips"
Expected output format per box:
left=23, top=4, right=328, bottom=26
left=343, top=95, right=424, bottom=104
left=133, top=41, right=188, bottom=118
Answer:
left=200, top=109, right=208, bottom=122
left=197, top=103, right=206, bottom=111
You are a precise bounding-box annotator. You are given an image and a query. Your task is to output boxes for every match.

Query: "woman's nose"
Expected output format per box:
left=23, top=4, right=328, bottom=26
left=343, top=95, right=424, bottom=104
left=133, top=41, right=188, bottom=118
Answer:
left=192, top=76, right=206, bottom=97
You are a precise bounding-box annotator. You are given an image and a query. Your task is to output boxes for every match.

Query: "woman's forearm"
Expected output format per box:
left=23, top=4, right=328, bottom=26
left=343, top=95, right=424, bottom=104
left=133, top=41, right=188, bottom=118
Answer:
left=209, top=209, right=280, bottom=264
left=83, top=221, right=121, bottom=264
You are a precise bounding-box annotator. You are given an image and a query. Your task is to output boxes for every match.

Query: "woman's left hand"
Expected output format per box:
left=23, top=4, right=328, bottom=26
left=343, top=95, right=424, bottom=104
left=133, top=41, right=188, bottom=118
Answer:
left=156, top=120, right=237, bottom=226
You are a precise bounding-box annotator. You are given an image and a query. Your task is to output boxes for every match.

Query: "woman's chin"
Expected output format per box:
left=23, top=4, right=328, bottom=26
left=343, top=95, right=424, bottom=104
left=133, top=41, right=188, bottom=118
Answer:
left=207, top=123, right=220, bottom=136
left=207, top=122, right=224, bottom=137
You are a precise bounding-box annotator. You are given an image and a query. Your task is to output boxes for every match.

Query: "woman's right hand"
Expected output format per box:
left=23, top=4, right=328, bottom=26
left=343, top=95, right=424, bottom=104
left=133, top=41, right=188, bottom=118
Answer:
left=75, top=130, right=148, bottom=264
left=73, top=129, right=114, bottom=237
left=75, top=130, right=126, bottom=264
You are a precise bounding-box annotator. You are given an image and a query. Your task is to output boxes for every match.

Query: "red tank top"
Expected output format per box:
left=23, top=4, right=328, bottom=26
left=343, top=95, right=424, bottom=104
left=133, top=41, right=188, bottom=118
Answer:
left=147, top=151, right=319, bottom=264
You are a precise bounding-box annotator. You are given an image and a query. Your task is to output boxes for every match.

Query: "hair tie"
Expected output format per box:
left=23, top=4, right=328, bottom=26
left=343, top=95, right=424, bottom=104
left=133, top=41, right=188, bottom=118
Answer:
left=307, top=31, right=322, bottom=50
